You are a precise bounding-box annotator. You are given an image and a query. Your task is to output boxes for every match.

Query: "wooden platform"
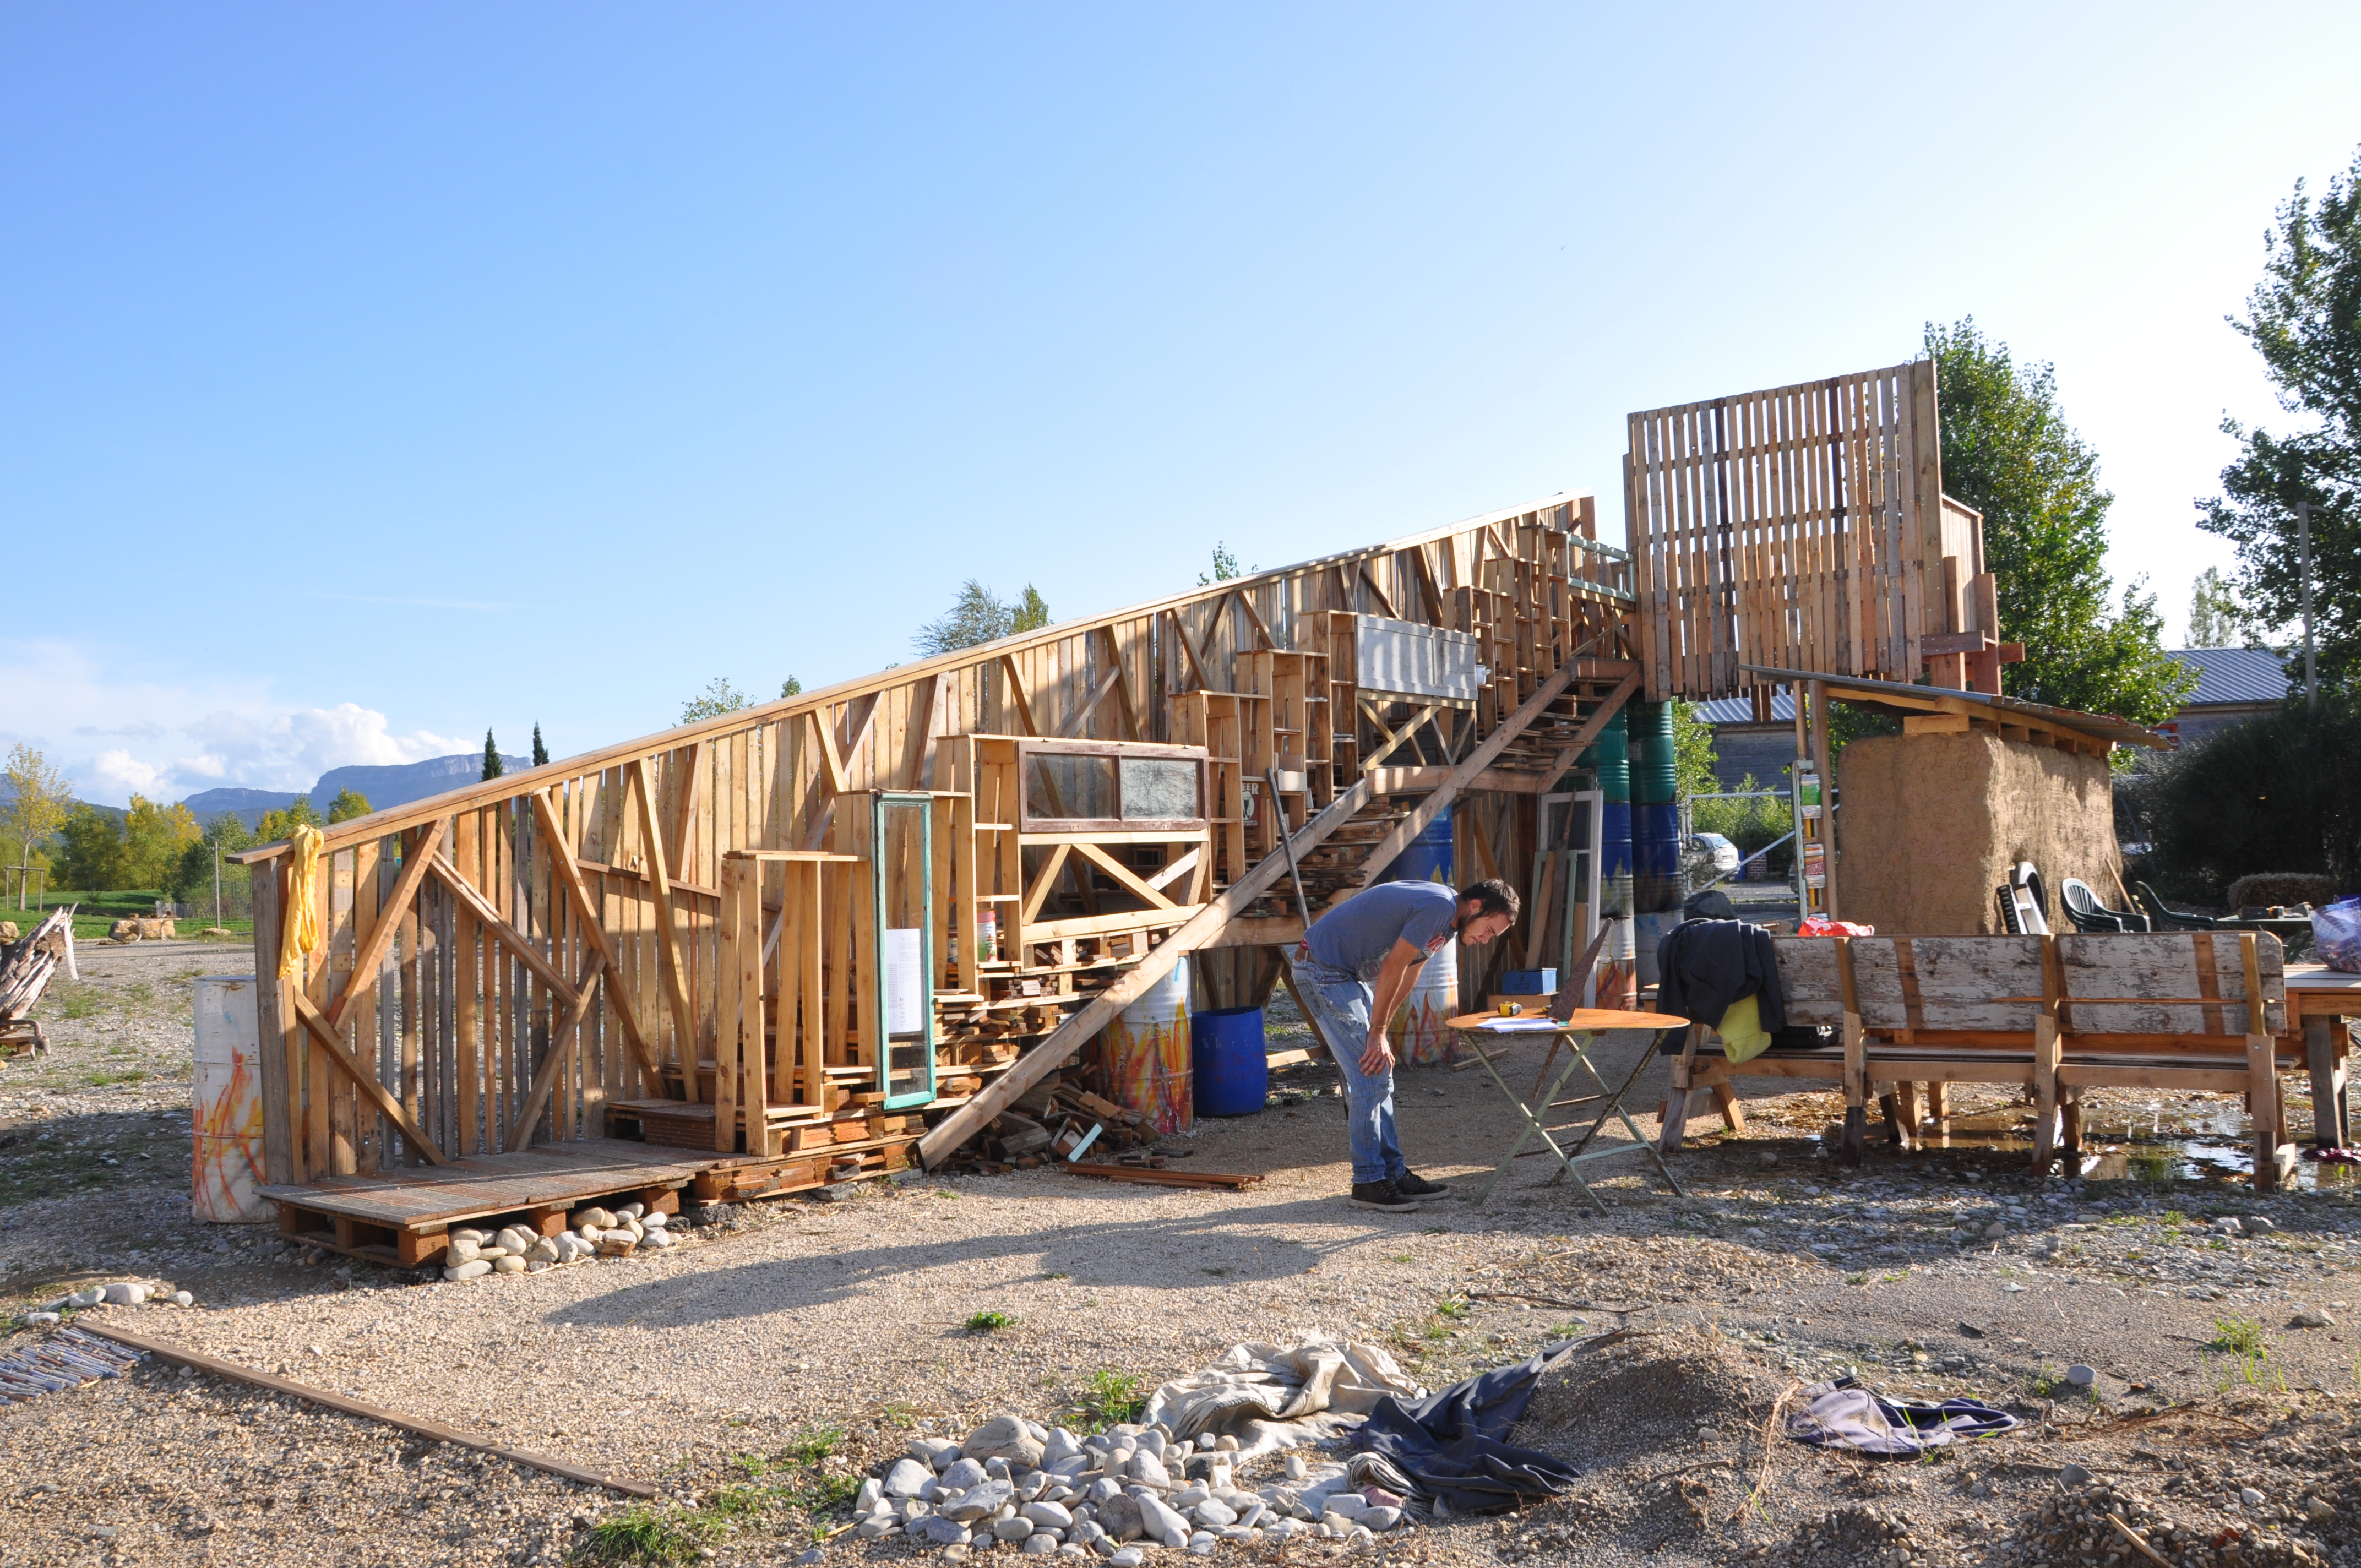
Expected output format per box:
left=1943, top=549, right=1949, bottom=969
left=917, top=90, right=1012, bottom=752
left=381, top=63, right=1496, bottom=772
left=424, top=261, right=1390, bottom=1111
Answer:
left=261, top=1138, right=717, bottom=1268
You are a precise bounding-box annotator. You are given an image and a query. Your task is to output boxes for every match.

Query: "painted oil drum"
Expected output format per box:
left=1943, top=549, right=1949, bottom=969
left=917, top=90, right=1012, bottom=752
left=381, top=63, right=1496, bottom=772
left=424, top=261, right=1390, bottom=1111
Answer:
left=1107, top=958, right=1192, bottom=1133
left=1391, top=940, right=1462, bottom=1066
left=192, top=976, right=270, bottom=1223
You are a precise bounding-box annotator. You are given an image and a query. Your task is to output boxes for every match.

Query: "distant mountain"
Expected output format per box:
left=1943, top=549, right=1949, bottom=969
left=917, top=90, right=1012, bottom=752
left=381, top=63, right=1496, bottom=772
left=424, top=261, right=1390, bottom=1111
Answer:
left=308, top=754, right=531, bottom=817
left=177, top=752, right=532, bottom=832
left=181, top=787, right=306, bottom=831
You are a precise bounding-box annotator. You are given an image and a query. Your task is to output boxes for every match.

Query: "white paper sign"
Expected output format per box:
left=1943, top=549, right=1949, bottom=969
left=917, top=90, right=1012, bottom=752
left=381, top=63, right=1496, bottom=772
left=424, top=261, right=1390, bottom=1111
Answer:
left=885, top=928, right=924, bottom=1033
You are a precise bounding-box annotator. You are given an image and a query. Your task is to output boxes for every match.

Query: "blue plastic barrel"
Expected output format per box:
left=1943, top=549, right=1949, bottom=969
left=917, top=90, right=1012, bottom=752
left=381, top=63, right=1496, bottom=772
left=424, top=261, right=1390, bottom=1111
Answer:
left=1376, top=804, right=1454, bottom=885
left=1191, top=1005, right=1270, bottom=1117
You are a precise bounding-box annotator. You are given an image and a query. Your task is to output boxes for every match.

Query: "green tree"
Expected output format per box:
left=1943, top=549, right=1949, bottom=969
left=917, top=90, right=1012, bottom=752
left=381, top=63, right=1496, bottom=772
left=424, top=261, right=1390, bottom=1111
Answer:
left=2187, top=567, right=2256, bottom=649
left=2199, top=144, right=2361, bottom=694
left=121, top=794, right=201, bottom=889
left=913, top=581, right=1018, bottom=656
left=1669, top=700, right=1718, bottom=801
left=531, top=723, right=548, bottom=767
left=257, top=797, right=322, bottom=844
left=779, top=676, right=803, bottom=698
left=56, top=805, right=126, bottom=890
left=325, top=788, right=372, bottom=824
left=679, top=678, right=748, bottom=725
left=1010, top=585, right=1051, bottom=634
left=481, top=729, right=504, bottom=781
left=1199, top=543, right=1242, bottom=586
left=1928, top=319, right=2194, bottom=726
left=2, top=743, right=72, bottom=896
left=172, top=813, right=255, bottom=907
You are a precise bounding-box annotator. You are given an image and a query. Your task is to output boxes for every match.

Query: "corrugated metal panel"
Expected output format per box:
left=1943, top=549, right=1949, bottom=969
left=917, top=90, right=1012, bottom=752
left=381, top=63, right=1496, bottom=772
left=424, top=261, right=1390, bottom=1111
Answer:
left=1355, top=615, right=1483, bottom=704
left=2171, top=647, right=2291, bottom=707
left=1695, top=694, right=1794, bottom=725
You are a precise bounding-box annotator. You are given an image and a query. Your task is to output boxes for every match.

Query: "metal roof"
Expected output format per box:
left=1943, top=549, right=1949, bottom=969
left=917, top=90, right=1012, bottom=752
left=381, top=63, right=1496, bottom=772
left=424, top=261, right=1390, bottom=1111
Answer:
left=2171, top=647, right=2290, bottom=707
left=1696, top=649, right=2287, bottom=729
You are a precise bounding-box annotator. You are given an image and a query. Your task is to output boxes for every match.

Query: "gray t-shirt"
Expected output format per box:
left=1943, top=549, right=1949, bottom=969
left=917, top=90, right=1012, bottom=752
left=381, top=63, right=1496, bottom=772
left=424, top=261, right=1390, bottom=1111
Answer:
left=1303, top=881, right=1459, bottom=981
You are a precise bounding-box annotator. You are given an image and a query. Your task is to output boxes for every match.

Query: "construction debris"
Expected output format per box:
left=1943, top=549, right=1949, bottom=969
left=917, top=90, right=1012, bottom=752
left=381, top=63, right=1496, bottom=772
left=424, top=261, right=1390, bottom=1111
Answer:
left=0, top=906, right=72, bottom=1059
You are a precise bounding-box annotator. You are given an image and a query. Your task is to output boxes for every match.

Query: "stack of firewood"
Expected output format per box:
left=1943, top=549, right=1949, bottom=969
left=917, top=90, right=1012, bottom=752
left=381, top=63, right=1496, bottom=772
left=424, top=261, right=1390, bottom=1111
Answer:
left=1, top=908, right=71, bottom=1059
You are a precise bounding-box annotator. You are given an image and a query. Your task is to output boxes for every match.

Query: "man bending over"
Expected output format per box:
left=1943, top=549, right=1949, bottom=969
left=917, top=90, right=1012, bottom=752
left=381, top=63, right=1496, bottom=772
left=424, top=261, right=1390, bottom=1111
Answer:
left=1289, top=878, right=1520, bottom=1210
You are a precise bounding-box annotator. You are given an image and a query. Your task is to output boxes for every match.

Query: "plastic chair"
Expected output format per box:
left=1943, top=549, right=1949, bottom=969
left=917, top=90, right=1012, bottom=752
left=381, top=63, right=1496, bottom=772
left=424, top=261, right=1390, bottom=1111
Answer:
left=2061, top=878, right=2150, bottom=933
left=2132, top=880, right=2225, bottom=931
left=1997, top=862, right=2051, bottom=935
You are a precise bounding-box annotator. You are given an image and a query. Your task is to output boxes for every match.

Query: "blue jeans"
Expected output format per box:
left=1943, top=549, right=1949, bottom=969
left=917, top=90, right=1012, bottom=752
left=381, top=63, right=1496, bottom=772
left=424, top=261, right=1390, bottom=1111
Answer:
left=1290, top=949, right=1406, bottom=1188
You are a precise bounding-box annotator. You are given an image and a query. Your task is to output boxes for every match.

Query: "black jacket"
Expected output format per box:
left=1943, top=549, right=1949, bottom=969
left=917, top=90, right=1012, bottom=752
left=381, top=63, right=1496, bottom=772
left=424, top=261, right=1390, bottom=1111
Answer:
left=1653, top=918, right=1785, bottom=1050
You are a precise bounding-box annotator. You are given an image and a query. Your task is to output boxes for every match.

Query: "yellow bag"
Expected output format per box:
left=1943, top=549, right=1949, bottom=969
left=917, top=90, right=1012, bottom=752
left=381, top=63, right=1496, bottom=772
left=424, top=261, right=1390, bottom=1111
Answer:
left=1717, top=993, right=1771, bottom=1063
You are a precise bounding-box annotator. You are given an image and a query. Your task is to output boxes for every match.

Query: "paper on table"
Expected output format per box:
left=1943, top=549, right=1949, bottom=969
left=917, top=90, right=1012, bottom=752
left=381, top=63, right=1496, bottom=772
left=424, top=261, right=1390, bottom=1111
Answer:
left=1476, top=1018, right=1564, bottom=1032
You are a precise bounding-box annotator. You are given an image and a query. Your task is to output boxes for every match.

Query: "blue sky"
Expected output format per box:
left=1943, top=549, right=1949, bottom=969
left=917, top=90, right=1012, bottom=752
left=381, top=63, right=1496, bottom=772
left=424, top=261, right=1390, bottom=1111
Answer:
left=5, top=3, right=2356, bottom=805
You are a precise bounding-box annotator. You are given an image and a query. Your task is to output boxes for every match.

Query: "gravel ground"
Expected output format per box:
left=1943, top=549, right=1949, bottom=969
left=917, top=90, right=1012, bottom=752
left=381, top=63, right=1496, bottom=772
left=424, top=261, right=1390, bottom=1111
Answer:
left=9, top=946, right=2361, bottom=1566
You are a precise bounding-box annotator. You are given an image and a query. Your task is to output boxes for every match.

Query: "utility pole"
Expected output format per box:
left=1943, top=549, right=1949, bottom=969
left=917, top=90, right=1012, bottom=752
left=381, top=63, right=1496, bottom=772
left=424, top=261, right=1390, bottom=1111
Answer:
left=213, top=839, right=223, bottom=928
left=2295, top=502, right=2321, bottom=712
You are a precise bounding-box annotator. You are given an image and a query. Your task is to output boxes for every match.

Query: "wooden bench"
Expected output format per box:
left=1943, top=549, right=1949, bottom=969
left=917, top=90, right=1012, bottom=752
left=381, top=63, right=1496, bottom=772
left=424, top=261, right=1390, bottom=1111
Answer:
left=1664, top=932, right=2309, bottom=1188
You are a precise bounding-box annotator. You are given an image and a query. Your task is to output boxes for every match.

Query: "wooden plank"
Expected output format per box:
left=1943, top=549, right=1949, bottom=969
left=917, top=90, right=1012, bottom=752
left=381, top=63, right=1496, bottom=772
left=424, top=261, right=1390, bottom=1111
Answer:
left=289, top=989, right=451, bottom=1164
left=625, top=756, right=698, bottom=1074
left=1070, top=841, right=1180, bottom=910
left=324, top=819, right=449, bottom=1038
left=502, top=948, right=612, bottom=1153
left=530, top=788, right=663, bottom=1085
left=251, top=859, right=298, bottom=1186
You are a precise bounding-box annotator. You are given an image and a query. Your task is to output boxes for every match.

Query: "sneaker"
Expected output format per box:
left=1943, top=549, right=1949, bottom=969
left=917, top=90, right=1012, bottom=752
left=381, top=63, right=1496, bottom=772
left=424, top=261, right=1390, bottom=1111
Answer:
left=1349, top=1180, right=1422, bottom=1211
left=1393, top=1169, right=1450, bottom=1198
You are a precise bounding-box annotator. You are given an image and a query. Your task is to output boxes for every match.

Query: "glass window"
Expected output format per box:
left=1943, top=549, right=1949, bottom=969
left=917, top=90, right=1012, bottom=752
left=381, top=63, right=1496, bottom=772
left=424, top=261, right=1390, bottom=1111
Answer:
left=1119, top=758, right=1199, bottom=820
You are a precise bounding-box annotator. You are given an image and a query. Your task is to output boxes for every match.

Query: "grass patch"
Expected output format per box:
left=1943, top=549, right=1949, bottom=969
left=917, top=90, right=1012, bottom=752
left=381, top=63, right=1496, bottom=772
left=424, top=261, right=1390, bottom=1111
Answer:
left=53, top=986, right=102, bottom=1021
left=1075, top=1368, right=1146, bottom=1431
left=966, top=1310, right=1016, bottom=1332
left=1043, top=1271, right=1070, bottom=1281
left=1201, top=1266, right=1228, bottom=1277
left=84, top=1070, right=146, bottom=1087
left=1436, top=1298, right=1470, bottom=1321
left=1389, top=1253, right=1414, bottom=1264
left=578, top=1433, right=854, bottom=1564
left=2210, top=1315, right=2267, bottom=1357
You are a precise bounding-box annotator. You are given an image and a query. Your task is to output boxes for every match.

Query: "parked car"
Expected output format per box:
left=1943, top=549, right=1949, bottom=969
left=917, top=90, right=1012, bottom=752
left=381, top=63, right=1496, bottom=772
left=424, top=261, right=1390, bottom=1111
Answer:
left=1688, top=831, right=1741, bottom=878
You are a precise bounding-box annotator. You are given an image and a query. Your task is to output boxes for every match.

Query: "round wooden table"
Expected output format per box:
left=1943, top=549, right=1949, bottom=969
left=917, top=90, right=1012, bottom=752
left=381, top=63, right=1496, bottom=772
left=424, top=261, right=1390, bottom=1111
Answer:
left=1443, top=1005, right=1689, bottom=1211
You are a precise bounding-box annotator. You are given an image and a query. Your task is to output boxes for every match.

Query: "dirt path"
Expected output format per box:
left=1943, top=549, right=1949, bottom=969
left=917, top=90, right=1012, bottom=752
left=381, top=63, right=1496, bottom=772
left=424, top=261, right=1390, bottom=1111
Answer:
left=8, top=954, right=2361, bottom=1566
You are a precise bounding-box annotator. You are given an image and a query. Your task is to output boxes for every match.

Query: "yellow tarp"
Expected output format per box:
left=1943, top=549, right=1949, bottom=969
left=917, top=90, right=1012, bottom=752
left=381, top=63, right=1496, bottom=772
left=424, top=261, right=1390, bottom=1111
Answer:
left=1718, top=993, right=1770, bottom=1063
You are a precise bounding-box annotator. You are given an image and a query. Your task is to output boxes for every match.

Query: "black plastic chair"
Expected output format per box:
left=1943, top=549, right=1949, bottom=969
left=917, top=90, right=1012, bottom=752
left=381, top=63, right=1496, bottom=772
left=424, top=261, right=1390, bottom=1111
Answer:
left=2132, top=880, right=2224, bottom=931
left=2061, top=878, right=2150, bottom=933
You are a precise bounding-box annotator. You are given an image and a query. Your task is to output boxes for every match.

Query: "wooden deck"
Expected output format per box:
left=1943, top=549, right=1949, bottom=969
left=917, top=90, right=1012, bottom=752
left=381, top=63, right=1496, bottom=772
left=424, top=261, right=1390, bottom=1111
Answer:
left=261, top=1134, right=919, bottom=1266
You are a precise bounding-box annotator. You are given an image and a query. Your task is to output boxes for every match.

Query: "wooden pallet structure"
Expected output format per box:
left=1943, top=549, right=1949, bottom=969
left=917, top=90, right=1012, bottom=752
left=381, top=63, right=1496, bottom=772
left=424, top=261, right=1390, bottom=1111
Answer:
left=235, top=352, right=2134, bottom=1229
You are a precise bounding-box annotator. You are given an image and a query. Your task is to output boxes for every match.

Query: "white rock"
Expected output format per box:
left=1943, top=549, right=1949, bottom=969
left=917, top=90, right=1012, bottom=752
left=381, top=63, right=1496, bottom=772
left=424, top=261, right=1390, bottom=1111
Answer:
left=443, top=1260, right=492, bottom=1281
left=856, top=1517, right=895, bottom=1540
left=993, top=1517, right=1036, bottom=1543
left=856, top=1479, right=884, bottom=1513
left=1109, top=1550, right=1145, bottom=1568
left=641, top=1228, right=675, bottom=1250
left=2295, top=1307, right=2337, bottom=1329
left=1136, top=1494, right=1190, bottom=1548
left=642, top=1209, right=669, bottom=1228
left=617, top=1201, right=645, bottom=1219
left=25, top=1311, right=60, bottom=1326
left=450, top=1227, right=487, bottom=1245
left=1185, top=1532, right=1217, bottom=1556
left=1362, top=1506, right=1402, bottom=1531
left=1131, top=1452, right=1171, bottom=1488
left=1323, top=1493, right=1368, bottom=1520
left=1347, top=1525, right=1374, bottom=1548
left=1194, top=1501, right=1236, bottom=1528
left=1023, top=1501, right=1074, bottom=1529
left=574, top=1206, right=616, bottom=1229
left=525, top=1260, right=552, bottom=1273
left=2245, top=1215, right=2277, bottom=1233
left=1022, top=1534, right=1058, bottom=1554
left=66, top=1287, right=105, bottom=1309
left=526, top=1237, right=561, bottom=1263
left=448, top=1239, right=482, bottom=1264
left=101, top=1282, right=150, bottom=1305
left=1283, top=1454, right=1307, bottom=1481
left=491, top=1255, right=526, bottom=1274
left=886, top=1458, right=935, bottom=1497
left=167, top=1291, right=193, bottom=1308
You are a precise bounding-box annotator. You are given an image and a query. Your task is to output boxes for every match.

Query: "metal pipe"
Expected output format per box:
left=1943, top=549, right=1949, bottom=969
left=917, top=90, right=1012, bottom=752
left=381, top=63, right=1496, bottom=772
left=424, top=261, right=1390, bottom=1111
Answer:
left=2296, top=502, right=2320, bottom=712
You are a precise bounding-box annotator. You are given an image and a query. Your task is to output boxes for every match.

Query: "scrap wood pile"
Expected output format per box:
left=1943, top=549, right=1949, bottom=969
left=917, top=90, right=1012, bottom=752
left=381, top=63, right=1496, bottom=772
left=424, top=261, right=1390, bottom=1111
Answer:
left=0, top=906, right=72, bottom=1059
left=957, top=1076, right=1160, bottom=1172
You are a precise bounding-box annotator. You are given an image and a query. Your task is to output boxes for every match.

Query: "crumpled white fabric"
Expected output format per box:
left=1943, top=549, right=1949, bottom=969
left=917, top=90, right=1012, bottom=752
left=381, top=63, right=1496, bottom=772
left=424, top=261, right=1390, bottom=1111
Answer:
left=1139, top=1338, right=1426, bottom=1458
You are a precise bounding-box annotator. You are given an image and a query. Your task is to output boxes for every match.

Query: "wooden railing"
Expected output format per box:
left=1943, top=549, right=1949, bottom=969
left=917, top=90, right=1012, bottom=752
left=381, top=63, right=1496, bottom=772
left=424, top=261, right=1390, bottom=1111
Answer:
left=237, top=492, right=1633, bottom=1187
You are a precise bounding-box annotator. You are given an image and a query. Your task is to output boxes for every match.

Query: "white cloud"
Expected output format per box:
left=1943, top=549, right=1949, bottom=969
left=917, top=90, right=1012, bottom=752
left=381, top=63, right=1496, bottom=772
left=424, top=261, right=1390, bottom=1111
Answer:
left=0, top=639, right=469, bottom=806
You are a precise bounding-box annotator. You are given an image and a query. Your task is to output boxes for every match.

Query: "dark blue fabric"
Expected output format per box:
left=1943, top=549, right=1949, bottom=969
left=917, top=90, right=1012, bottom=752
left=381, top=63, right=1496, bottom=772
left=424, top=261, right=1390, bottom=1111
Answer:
left=1346, top=1342, right=1581, bottom=1514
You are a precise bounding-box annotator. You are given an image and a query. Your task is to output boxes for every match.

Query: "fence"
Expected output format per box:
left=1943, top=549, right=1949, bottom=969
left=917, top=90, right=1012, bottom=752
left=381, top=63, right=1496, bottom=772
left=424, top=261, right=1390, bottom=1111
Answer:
left=235, top=493, right=1635, bottom=1187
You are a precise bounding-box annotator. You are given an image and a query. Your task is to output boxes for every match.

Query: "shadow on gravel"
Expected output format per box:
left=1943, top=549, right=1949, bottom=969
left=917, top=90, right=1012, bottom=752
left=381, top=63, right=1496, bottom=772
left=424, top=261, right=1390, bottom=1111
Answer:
left=0, top=1106, right=187, bottom=1206
left=558, top=1189, right=1468, bottom=1326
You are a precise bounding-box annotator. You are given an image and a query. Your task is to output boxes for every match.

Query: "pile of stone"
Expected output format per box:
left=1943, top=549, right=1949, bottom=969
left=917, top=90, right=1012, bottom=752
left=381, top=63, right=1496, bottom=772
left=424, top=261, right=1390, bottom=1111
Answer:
left=851, top=1411, right=1411, bottom=1559
left=25, top=1280, right=195, bottom=1325
left=106, top=916, right=175, bottom=942
left=438, top=1201, right=676, bottom=1282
